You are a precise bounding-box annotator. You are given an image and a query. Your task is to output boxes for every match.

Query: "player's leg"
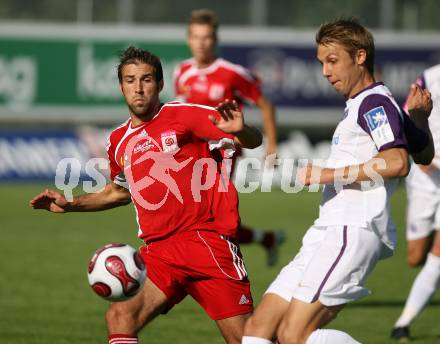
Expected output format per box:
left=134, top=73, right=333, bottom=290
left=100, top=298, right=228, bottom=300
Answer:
left=237, top=223, right=286, bottom=266
left=243, top=226, right=328, bottom=343
left=391, top=181, right=439, bottom=340
left=216, top=314, right=250, bottom=344
left=106, top=278, right=168, bottom=336
left=186, top=231, right=254, bottom=343
left=242, top=293, right=290, bottom=343
left=392, top=230, right=440, bottom=340
left=105, top=241, right=188, bottom=343
left=279, top=225, right=382, bottom=344
left=277, top=299, right=349, bottom=344
left=404, top=175, right=436, bottom=267
left=406, top=234, right=433, bottom=267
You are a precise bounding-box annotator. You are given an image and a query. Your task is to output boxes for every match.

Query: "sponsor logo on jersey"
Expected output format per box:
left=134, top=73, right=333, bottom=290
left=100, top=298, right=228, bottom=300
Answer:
left=160, top=131, right=179, bottom=153
left=363, top=106, right=395, bottom=148
left=134, top=138, right=154, bottom=154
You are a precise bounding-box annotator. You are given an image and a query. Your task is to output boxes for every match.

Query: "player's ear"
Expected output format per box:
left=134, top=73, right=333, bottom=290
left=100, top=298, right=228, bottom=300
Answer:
left=158, top=79, right=164, bottom=92
left=356, top=49, right=367, bottom=66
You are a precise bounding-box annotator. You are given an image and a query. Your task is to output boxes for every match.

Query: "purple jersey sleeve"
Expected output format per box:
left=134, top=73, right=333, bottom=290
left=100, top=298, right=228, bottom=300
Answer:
left=357, top=94, right=408, bottom=151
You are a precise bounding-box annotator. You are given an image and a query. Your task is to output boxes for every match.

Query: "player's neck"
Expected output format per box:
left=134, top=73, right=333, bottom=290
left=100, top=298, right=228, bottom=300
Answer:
left=347, top=73, right=376, bottom=99
left=130, top=102, right=161, bottom=127
left=195, top=56, right=217, bottom=69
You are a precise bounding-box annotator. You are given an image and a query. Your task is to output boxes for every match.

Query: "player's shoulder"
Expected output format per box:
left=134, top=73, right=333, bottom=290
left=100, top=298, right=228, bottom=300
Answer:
left=356, top=84, right=402, bottom=123
left=423, top=64, right=440, bottom=77
left=108, top=119, right=130, bottom=143
left=161, top=101, right=216, bottom=113
left=174, top=58, right=195, bottom=73
left=355, top=83, right=394, bottom=106
left=216, top=58, right=255, bottom=79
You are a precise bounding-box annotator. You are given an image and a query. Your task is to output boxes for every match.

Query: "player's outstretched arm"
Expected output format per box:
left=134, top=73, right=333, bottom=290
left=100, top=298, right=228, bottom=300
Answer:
left=29, top=182, right=131, bottom=213
left=256, top=96, right=278, bottom=157
left=298, top=148, right=409, bottom=186
left=405, top=83, right=434, bottom=165
left=213, top=99, right=262, bottom=149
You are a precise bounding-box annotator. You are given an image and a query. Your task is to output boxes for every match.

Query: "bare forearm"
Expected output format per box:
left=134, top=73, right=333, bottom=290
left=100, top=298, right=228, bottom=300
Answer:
left=318, top=148, right=409, bottom=184
left=66, top=184, right=131, bottom=212
left=258, top=97, right=277, bottom=154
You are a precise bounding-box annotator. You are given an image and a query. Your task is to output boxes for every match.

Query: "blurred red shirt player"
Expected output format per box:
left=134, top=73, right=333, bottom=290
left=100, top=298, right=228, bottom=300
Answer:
left=174, top=9, right=285, bottom=265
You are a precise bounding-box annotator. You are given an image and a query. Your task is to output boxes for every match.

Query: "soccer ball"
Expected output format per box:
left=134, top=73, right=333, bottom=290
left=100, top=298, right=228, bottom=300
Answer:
left=87, top=243, right=146, bottom=301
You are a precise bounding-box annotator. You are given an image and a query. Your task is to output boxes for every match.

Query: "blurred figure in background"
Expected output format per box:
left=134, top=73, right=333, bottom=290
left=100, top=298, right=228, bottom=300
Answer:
left=173, top=9, right=284, bottom=266
left=391, top=65, right=440, bottom=342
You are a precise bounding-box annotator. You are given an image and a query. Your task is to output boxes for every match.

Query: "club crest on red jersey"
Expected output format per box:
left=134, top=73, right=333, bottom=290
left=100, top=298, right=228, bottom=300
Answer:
left=161, top=131, right=179, bottom=153
left=209, top=83, right=225, bottom=100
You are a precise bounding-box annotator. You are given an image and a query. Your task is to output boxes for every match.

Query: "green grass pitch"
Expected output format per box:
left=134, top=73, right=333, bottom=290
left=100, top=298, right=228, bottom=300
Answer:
left=1, top=183, right=439, bottom=343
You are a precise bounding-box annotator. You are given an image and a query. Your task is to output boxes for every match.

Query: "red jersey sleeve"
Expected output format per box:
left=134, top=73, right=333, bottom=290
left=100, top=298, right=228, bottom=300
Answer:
left=230, top=64, right=262, bottom=104
left=106, top=133, right=129, bottom=188
left=106, top=134, right=119, bottom=181
left=176, top=103, right=234, bottom=141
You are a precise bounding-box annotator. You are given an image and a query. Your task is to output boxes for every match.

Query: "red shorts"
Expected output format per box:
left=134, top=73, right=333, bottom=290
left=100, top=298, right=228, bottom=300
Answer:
left=139, top=230, right=253, bottom=320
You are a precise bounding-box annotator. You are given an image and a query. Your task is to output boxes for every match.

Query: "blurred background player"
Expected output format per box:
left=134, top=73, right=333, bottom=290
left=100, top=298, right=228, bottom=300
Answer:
left=391, top=65, right=440, bottom=341
left=30, top=46, right=263, bottom=344
left=242, top=18, right=433, bottom=344
left=174, top=9, right=284, bottom=266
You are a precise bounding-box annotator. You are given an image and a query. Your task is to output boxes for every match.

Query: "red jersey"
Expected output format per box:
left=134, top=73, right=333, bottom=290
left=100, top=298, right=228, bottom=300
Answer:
left=173, top=58, right=262, bottom=107
left=107, top=102, right=239, bottom=242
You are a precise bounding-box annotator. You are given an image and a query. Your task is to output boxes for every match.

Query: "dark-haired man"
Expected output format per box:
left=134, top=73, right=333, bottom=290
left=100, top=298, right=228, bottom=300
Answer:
left=30, top=46, right=262, bottom=344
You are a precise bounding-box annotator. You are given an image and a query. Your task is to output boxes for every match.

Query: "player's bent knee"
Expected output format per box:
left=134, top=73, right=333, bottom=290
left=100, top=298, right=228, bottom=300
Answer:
left=244, top=314, right=273, bottom=337
left=407, top=252, right=426, bottom=267
left=277, top=322, right=306, bottom=344
left=106, top=304, right=139, bottom=331
left=276, top=328, right=304, bottom=344
left=244, top=315, right=258, bottom=333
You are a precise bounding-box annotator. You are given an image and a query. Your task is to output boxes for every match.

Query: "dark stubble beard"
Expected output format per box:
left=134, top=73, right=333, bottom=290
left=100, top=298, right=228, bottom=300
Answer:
left=128, top=101, right=158, bottom=121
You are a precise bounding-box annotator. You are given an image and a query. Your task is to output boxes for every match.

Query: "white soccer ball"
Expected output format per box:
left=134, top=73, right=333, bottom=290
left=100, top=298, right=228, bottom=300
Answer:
left=87, top=243, right=146, bottom=301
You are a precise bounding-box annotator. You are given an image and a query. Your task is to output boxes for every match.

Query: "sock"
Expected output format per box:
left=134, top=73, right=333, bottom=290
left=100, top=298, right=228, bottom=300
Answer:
left=109, top=334, right=138, bottom=344
left=252, top=229, right=264, bottom=243
left=395, top=253, right=440, bottom=327
left=306, top=329, right=361, bottom=343
left=242, top=336, right=273, bottom=344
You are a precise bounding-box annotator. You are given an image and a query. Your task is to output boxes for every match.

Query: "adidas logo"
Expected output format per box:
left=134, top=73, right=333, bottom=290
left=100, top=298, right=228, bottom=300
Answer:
left=239, top=294, right=249, bottom=305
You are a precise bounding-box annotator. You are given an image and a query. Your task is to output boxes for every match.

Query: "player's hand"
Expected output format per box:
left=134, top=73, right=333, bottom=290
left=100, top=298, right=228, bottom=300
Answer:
left=407, top=83, right=433, bottom=119
left=212, top=99, right=244, bottom=134
left=29, top=189, right=69, bottom=213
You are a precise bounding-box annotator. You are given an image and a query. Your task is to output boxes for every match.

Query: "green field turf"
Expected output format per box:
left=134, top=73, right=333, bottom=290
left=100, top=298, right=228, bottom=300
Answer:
left=1, top=183, right=439, bottom=343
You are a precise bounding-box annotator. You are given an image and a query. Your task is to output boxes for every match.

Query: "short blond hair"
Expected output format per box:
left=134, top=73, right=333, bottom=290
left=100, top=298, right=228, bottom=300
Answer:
left=188, top=9, right=219, bottom=37
left=316, top=18, right=375, bottom=75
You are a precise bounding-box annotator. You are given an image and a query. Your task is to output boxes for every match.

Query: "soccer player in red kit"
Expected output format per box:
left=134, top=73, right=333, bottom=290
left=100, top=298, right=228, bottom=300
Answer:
left=174, top=9, right=285, bottom=266
left=30, top=46, right=262, bottom=344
